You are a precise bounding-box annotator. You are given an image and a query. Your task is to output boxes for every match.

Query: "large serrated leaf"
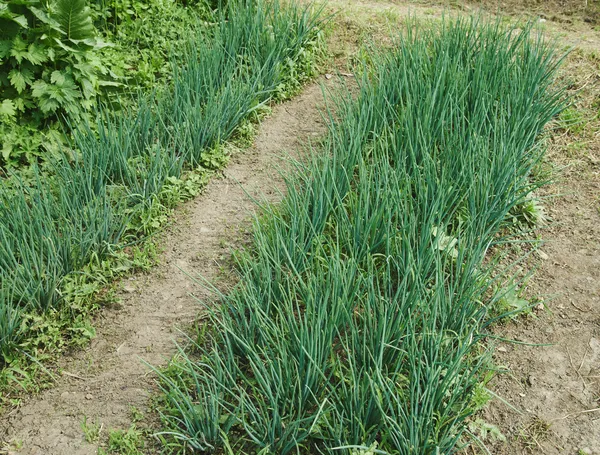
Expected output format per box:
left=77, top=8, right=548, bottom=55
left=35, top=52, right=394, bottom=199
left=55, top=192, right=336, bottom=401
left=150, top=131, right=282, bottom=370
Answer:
left=24, top=43, right=48, bottom=64
left=0, top=99, right=16, bottom=118
left=50, top=70, right=65, bottom=85
left=8, top=68, right=26, bottom=93
left=28, top=6, right=63, bottom=32
left=53, top=0, right=95, bottom=41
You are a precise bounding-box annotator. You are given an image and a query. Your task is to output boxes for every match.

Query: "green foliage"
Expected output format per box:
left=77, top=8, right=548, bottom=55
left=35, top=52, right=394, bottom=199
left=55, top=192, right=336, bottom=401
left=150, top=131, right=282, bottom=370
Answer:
left=468, top=419, right=506, bottom=442
left=0, top=243, right=156, bottom=405
left=509, top=195, right=546, bottom=229
left=90, top=0, right=210, bottom=91
left=81, top=415, right=102, bottom=443
left=0, top=0, right=217, bottom=167
left=557, top=106, right=587, bottom=135
left=0, top=0, right=322, bottom=397
left=495, top=287, right=533, bottom=319
left=98, top=425, right=145, bottom=455
left=0, top=0, right=112, bottom=166
left=156, top=18, right=564, bottom=454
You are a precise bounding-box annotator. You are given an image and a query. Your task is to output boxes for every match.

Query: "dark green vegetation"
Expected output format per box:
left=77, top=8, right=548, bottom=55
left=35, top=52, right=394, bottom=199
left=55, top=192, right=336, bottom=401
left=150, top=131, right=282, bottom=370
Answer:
left=0, top=0, right=323, bottom=395
left=0, top=0, right=207, bottom=166
left=157, top=19, right=565, bottom=454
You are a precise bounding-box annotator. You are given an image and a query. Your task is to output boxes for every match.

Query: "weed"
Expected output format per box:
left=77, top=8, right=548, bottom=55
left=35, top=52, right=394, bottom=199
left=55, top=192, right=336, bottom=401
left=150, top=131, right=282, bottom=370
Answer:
left=558, top=106, right=588, bottom=135
left=509, top=194, right=547, bottom=230
left=130, top=406, right=144, bottom=424
left=97, top=425, right=144, bottom=455
left=81, top=416, right=103, bottom=444
left=468, top=418, right=507, bottom=443
left=517, top=416, right=551, bottom=451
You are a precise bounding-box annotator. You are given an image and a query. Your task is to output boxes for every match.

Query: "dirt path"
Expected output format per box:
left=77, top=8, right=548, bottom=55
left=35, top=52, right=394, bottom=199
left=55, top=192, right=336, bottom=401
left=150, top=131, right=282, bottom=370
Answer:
left=0, top=81, right=330, bottom=454
left=485, top=153, right=600, bottom=455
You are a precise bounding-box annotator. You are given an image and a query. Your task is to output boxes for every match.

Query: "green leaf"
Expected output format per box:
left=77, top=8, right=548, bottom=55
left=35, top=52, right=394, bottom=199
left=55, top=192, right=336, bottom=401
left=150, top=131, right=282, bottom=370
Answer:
left=50, top=70, right=66, bottom=85
left=0, top=40, right=11, bottom=60
left=31, top=80, right=49, bottom=99
left=9, top=36, right=27, bottom=64
left=79, top=77, right=94, bottom=99
left=8, top=68, right=33, bottom=93
left=11, top=14, right=28, bottom=28
left=0, top=4, right=28, bottom=28
left=24, top=43, right=48, bottom=65
left=28, top=6, right=63, bottom=32
left=53, top=0, right=96, bottom=41
left=0, top=99, right=16, bottom=118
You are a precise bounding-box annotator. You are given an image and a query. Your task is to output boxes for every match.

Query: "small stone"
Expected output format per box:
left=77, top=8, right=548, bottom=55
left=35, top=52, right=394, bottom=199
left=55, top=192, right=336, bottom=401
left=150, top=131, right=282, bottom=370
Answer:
left=85, top=394, right=93, bottom=400
left=497, top=347, right=508, bottom=353
left=123, top=285, right=135, bottom=293
left=519, top=393, right=526, bottom=397
left=526, top=375, right=536, bottom=386
left=537, top=250, right=549, bottom=260
left=325, top=73, right=332, bottom=80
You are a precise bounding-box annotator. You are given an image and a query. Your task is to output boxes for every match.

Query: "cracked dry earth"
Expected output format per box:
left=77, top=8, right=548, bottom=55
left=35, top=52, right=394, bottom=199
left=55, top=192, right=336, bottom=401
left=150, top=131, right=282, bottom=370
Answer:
left=0, top=80, right=330, bottom=455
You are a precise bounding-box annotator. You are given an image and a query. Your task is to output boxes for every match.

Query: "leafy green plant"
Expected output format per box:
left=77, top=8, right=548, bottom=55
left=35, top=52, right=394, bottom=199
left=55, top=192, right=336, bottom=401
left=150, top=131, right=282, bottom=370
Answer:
left=90, top=0, right=217, bottom=94
left=81, top=415, right=103, bottom=443
left=557, top=106, right=587, bottom=135
left=0, top=0, right=114, bottom=166
left=99, top=425, right=144, bottom=455
left=468, top=419, right=506, bottom=443
left=509, top=195, right=546, bottom=229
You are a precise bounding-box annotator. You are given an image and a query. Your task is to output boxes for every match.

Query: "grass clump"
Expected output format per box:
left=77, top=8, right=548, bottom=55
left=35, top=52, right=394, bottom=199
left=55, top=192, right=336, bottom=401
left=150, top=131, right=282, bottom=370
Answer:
left=0, top=0, right=323, bottom=393
left=157, top=18, right=565, bottom=454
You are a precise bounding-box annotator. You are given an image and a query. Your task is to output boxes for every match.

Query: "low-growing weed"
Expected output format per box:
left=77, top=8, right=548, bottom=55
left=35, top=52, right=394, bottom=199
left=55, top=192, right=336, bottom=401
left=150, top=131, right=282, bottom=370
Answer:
left=81, top=416, right=103, bottom=444
left=558, top=106, right=588, bottom=135
left=98, top=425, right=145, bottom=455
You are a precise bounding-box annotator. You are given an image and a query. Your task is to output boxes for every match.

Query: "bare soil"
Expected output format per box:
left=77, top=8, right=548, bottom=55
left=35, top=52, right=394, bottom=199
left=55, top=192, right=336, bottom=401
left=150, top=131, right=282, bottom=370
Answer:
left=482, top=50, right=600, bottom=455
left=0, top=81, right=330, bottom=454
left=2, top=2, right=599, bottom=454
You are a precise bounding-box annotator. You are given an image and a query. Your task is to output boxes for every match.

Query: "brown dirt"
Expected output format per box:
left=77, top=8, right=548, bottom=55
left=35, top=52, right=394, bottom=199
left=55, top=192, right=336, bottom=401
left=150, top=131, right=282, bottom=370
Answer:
left=481, top=49, right=600, bottom=455
left=2, top=2, right=599, bottom=454
left=0, top=81, right=331, bottom=454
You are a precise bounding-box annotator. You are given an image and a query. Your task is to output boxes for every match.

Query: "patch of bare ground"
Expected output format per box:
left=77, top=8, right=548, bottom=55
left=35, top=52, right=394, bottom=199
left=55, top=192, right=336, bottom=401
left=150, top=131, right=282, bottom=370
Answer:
left=482, top=46, right=600, bottom=455
left=0, top=80, right=331, bottom=454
